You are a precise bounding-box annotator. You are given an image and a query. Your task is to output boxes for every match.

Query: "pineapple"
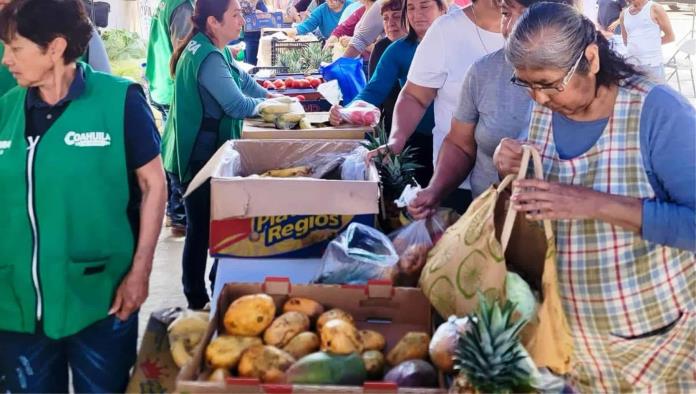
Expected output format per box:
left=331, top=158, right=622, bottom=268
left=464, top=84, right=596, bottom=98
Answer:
left=362, top=123, right=422, bottom=231
left=278, top=42, right=332, bottom=74
left=454, top=294, right=538, bottom=394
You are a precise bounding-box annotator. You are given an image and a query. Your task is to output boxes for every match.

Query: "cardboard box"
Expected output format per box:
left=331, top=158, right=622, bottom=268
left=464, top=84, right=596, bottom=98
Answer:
left=177, top=278, right=445, bottom=393
left=126, top=309, right=182, bottom=393
left=244, top=12, right=284, bottom=32
left=187, top=140, right=380, bottom=258
left=211, top=257, right=322, bottom=316
left=242, top=112, right=371, bottom=140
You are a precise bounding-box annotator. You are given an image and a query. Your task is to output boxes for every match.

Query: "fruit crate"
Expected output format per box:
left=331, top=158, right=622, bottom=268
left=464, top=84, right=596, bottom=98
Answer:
left=177, top=278, right=447, bottom=393
left=271, top=39, right=323, bottom=67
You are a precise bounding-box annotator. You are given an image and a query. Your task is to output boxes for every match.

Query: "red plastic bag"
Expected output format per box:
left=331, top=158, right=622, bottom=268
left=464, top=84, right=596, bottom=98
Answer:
left=339, top=100, right=381, bottom=127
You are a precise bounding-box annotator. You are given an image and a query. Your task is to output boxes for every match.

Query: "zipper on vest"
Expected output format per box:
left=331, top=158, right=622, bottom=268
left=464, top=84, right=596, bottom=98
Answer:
left=26, top=136, right=42, bottom=322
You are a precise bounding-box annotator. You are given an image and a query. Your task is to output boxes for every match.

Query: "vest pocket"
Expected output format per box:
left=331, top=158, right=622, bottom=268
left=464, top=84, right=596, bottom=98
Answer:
left=66, top=258, right=112, bottom=314
left=0, top=265, right=24, bottom=327
left=606, top=312, right=694, bottom=388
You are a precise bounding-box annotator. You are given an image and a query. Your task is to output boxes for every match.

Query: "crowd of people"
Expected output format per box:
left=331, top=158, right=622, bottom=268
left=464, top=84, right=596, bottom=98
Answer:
left=0, top=0, right=693, bottom=392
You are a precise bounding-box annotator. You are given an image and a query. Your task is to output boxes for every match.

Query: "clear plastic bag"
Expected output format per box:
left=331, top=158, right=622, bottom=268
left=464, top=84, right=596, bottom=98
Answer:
left=388, top=215, right=446, bottom=286
left=314, top=223, right=398, bottom=285
left=340, top=146, right=368, bottom=181
left=338, top=100, right=381, bottom=127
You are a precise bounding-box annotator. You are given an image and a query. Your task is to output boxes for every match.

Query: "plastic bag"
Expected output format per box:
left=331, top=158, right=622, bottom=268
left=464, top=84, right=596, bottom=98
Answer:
left=340, top=146, right=368, bottom=181
left=320, top=57, right=366, bottom=104
left=338, top=100, right=381, bottom=127
left=314, top=223, right=398, bottom=284
left=388, top=217, right=444, bottom=286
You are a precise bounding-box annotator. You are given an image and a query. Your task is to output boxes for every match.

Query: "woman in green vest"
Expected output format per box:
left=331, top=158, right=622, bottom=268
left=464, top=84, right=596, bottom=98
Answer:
left=0, top=0, right=166, bottom=392
left=0, top=0, right=112, bottom=98
left=163, top=0, right=275, bottom=309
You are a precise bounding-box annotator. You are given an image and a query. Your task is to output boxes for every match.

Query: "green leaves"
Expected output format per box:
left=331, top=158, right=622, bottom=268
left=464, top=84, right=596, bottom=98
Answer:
left=278, top=42, right=331, bottom=74
left=101, top=29, right=146, bottom=62
left=453, top=293, right=535, bottom=394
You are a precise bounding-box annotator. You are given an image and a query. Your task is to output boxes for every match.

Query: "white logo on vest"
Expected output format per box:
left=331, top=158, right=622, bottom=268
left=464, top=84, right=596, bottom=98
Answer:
left=64, top=131, right=111, bottom=147
left=0, top=140, right=10, bottom=155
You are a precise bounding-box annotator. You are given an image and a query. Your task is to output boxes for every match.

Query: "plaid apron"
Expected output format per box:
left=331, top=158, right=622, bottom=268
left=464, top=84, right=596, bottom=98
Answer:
left=526, top=78, right=695, bottom=393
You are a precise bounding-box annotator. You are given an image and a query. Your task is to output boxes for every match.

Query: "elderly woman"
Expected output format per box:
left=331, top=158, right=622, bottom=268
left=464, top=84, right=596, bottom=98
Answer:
left=0, top=0, right=165, bottom=391
left=495, top=3, right=695, bottom=392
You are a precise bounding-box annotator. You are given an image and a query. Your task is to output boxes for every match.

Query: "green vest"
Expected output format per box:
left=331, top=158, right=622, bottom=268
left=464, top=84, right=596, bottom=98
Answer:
left=145, top=0, right=192, bottom=106
left=0, top=64, right=135, bottom=339
left=162, top=32, right=242, bottom=182
left=0, top=43, right=18, bottom=98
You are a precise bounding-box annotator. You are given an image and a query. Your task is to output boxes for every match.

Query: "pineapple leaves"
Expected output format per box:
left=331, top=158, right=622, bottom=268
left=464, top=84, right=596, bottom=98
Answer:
left=453, top=291, right=536, bottom=394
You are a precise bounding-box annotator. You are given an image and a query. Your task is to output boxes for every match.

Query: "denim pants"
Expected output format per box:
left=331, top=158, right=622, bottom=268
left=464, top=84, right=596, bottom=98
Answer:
left=0, top=313, right=137, bottom=393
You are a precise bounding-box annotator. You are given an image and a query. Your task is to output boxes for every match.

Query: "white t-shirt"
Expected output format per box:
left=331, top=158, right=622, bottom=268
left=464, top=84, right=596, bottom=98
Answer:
left=407, top=8, right=504, bottom=189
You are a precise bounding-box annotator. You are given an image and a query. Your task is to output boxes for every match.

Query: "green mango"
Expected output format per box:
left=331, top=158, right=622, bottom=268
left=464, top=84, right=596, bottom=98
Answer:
left=286, top=351, right=367, bottom=385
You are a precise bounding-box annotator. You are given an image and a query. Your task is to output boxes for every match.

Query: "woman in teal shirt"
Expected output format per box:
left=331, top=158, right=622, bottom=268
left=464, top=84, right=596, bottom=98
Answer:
left=164, top=0, right=276, bottom=309
left=289, top=0, right=354, bottom=38
left=329, top=0, right=446, bottom=185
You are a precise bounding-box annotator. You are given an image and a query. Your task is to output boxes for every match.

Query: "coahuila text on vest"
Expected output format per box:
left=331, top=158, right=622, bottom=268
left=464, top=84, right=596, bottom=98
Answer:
left=64, top=131, right=111, bottom=147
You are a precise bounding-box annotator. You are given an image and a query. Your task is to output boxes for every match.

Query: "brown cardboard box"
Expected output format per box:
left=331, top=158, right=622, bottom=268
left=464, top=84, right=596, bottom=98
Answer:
left=186, top=140, right=380, bottom=259
left=242, top=112, right=372, bottom=140
left=126, top=309, right=181, bottom=394
left=177, top=278, right=446, bottom=394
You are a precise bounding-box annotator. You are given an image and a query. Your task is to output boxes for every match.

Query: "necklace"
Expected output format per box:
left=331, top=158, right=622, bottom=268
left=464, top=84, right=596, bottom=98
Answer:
left=470, top=5, right=490, bottom=54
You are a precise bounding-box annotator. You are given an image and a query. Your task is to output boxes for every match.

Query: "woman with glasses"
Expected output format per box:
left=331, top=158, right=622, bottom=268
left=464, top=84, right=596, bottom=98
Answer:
left=495, top=3, right=694, bottom=392
left=408, top=0, right=573, bottom=218
left=329, top=0, right=446, bottom=186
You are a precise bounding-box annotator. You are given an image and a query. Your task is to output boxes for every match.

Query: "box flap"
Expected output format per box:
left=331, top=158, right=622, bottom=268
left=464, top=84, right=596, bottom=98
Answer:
left=184, top=140, right=235, bottom=198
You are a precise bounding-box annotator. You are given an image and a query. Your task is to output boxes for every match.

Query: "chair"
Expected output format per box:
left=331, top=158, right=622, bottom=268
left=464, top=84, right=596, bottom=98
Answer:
left=665, top=39, right=696, bottom=96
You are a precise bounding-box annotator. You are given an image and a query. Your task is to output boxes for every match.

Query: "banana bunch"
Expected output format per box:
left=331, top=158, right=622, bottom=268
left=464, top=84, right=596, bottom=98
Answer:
left=257, top=96, right=311, bottom=130
left=168, top=310, right=210, bottom=368
left=261, top=166, right=313, bottom=178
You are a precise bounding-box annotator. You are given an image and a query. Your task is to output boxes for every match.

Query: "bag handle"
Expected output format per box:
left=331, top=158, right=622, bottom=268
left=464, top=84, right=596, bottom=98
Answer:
left=499, top=145, right=553, bottom=252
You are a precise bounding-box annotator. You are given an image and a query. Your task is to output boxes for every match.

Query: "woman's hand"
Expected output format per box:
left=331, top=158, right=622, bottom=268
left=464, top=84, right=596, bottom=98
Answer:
left=493, top=138, right=524, bottom=177
left=329, top=104, right=343, bottom=126
left=408, top=187, right=441, bottom=220
left=511, top=179, right=601, bottom=221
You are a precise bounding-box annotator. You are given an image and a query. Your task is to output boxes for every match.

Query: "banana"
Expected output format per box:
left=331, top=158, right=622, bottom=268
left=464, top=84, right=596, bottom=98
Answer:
left=259, top=102, right=291, bottom=115
left=262, top=112, right=278, bottom=123
left=278, top=112, right=305, bottom=123
left=261, top=166, right=313, bottom=177
left=299, top=118, right=313, bottom=130
left=170, top=339, right=193, bottom=368
left=168, top=311, right=210, bottom=369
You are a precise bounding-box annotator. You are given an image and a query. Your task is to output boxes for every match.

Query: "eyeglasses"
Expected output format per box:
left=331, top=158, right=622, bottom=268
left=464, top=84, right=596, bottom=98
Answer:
left=510, top=51, right=584, bottom=95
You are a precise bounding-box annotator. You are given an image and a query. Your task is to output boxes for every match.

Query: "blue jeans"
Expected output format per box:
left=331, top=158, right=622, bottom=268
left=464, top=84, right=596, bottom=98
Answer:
left=0, top=313, right=137, bottom=393
left=151, top=101, right=187, bottom=227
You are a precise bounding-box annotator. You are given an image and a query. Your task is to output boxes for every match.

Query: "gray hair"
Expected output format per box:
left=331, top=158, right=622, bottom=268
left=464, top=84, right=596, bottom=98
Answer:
left=505, top=3, right=594, bottom=73
left=504, top=2, right=642, bottom=87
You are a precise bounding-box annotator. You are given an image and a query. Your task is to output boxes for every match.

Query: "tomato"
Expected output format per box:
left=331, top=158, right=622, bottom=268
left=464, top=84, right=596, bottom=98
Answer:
left=300, top=79, right=311, bottom=89
left=262, top=80, right=273, bottom=89
left=296, top=95, right=306, bottom=101
left=284, top=77, right=294, bottom=88
left=308, top=78, right=321, bottom=88
left=273, top=80, right=285, bottom=89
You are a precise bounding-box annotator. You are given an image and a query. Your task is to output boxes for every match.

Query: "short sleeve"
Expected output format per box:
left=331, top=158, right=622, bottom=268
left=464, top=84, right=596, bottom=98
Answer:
left=124, top=85, right=161, bottom=171
left=407, top=18, right=447, bottom=89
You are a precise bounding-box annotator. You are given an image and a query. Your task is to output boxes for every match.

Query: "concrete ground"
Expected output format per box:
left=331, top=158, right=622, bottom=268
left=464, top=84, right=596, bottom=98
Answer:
left=136, top=7, right=696, bottom=344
